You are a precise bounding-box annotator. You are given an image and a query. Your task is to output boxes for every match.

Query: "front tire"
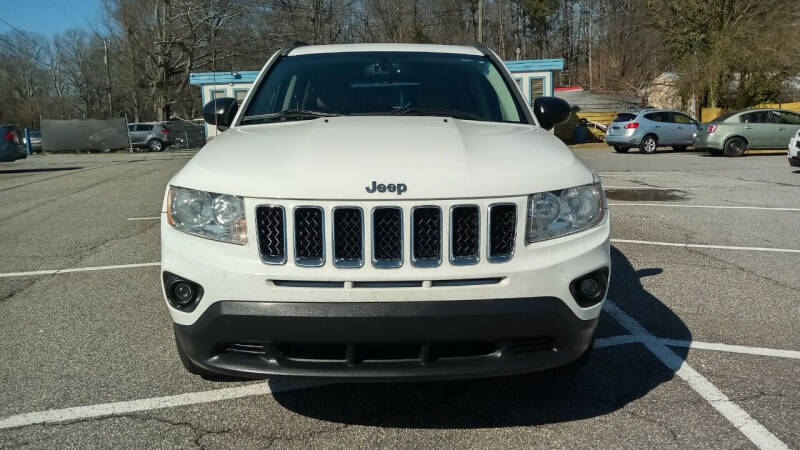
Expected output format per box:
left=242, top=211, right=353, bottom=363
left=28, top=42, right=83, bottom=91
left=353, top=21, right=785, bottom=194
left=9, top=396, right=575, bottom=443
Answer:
left=724, top=137, right=746, bottom=157
left=639, top=135, right=658, bottom=154
left=613, top=145, right=629, bottom=153
left=148, top=139, right=164, bottom=152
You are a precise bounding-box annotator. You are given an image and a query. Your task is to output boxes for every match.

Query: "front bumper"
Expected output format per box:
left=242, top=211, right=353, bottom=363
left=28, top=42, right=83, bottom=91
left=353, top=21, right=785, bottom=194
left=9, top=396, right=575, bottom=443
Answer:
left=174, top=297, right=599, bottom=381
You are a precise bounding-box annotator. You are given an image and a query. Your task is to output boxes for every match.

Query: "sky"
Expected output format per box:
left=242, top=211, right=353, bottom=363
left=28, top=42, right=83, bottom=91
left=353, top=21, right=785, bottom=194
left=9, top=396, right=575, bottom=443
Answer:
left=0, top=0, right=104, bottom=37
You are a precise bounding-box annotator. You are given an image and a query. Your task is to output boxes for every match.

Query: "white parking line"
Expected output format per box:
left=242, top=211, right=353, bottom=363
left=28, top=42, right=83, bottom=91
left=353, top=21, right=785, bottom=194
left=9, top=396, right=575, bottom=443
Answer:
left=127, top=216, right=160, bottom=221
left=0, top=380, right=324, bottom=431
left=603, top=185, right=700, bottom=190
left=604, top=300, right=789, bottom=450
left=660, top=339, right=800, bottom=360
left=611, top=239, right=800, bottom=254
left=609, top=203, right=800, bottom=212
left=0, top=262, right=160, bottom=278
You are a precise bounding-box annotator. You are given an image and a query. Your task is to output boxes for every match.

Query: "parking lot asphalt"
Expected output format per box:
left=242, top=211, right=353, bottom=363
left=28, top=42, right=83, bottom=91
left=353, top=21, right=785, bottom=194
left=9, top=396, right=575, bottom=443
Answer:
left=0, top=146, right=798, bottom=448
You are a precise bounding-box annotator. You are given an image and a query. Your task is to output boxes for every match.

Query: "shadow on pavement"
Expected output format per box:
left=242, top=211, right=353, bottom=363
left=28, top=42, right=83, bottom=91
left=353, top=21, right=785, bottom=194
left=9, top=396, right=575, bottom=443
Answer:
left=0, top=166, right=83, bottom=174
left=269, top=246, right=691, bottom=428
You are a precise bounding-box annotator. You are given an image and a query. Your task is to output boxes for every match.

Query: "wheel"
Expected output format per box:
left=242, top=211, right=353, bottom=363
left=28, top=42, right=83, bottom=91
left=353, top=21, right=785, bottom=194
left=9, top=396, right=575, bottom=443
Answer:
left=672, top=145, right=688, bottom=151
left=639, top=135, right=658, bottom=154
left=148, top=139, right=164, bottom=152
left=708, top=148, right=723, bottom=156
left=723, top=137, right=746, bottom=157
left=613, top=145, right=629, bottom=153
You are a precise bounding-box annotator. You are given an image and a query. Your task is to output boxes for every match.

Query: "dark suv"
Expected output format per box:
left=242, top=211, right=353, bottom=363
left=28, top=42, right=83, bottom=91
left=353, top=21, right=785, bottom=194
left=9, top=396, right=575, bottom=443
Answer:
left=0, top=124, right=27, bottom=162
left=127, top=122, right=175, bottom=152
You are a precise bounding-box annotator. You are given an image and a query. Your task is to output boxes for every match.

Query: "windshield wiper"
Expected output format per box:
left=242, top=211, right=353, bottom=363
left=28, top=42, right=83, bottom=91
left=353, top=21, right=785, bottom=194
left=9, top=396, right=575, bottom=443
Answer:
left=240, top=109, right=339, bottom=125
left=389, top=107, right=483, bottom=121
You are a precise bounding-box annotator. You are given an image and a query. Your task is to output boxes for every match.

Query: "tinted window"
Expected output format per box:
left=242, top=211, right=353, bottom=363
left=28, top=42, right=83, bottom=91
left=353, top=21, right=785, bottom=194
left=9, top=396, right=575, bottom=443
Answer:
left=740, top=111, right=771, bottom=124
left=612, top=113, right=636, bottom=123
left=128, top=125, right=135, bottom=132
left=243, top=52, right=524, bottom=124
left=136, top=125, right=153, bottom=131
left=771, top=110, right=800, bottom=125
left=673, top=113, right=694, bottom=124
left=644, top=112, right=669, bottom=122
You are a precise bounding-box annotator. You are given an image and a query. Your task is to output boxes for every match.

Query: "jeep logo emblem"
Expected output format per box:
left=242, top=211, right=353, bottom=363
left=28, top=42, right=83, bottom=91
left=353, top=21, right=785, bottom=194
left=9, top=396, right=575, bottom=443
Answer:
left=365, top=181, right=407, bottom=195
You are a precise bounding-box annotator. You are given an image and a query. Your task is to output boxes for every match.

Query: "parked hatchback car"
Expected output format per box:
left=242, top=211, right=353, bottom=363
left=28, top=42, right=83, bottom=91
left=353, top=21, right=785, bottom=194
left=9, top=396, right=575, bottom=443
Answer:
left=694, top=109, right=800, bottom=157
left=606, top=110, right=699, bottom=153
left=0, top=124, right=27, bottom=162
left=127, top=122, right=174, bottom=151
left=162, top=43, right=609, bottom=381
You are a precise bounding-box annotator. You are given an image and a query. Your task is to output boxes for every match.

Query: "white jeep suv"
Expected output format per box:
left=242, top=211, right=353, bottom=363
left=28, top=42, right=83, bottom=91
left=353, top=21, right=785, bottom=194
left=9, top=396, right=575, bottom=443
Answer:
left=162, top=43, right=610, bottom=380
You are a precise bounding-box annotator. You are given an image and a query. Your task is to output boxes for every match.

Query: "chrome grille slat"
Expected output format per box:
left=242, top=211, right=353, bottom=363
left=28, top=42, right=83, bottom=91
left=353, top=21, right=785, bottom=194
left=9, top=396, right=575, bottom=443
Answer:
left=450, top=205, right=480, bottom=265
left=332, top=207, right=364, bottom=267
left=411, top=206, right=442, bottom=267
left=488, top=203, right=517, bottom=263
left=294, top=207, right=324, bottom=266
left=372, top=207, right=403, bottom=268
left=255, top=205, right=286, bottom=264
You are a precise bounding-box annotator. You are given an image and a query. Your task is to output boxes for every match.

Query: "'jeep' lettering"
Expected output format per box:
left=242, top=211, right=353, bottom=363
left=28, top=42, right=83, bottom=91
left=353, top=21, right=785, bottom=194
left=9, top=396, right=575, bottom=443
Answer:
left=365, top=181, right=408, bottom=195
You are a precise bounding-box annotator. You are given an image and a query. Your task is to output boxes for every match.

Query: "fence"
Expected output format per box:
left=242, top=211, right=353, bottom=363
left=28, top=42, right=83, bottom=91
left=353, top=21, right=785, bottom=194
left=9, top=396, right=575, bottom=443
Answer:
left=41, top=118, right=130, bottom=152
left=701, top=101, right=800, bottom=123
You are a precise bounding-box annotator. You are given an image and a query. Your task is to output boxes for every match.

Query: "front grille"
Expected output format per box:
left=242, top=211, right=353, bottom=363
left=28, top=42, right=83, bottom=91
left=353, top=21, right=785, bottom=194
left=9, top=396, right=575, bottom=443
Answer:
left=275, top=341, right=500, bottom=364
left=488, top=204, right=517, bottom=262
left=411, top=206, right=441, bottom=266
left=257, top=201, right=518, bottom=267
left=372, top=207, right=402, bottom=267
left=332, top=208, right=363, bottom=267
left=294, top=207, right=324, bottom=266
left=255, top=205, right=286, bottom=264
left=450, top=205, right=480, bottom=264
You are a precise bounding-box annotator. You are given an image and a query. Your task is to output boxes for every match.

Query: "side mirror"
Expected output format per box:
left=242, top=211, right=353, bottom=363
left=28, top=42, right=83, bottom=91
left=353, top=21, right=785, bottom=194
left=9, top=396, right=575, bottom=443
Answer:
left=532, top=96, right=572, bottom=131
left=202, top=97, right=239, bottom=131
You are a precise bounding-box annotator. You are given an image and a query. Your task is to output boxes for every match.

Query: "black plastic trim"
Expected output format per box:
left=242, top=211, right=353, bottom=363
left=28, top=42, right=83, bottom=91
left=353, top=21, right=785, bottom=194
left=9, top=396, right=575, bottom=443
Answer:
left=173, top=297, right=598, bottom=381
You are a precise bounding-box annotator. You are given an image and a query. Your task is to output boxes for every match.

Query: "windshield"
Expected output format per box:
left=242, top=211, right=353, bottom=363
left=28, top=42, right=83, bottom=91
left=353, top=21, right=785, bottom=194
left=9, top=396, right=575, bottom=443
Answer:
left=241, top=52, right=524, bottom=125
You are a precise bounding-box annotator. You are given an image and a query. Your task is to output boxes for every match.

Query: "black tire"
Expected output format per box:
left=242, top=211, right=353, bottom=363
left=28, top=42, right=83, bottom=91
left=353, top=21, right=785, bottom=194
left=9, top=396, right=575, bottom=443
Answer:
left=723, top=137, right=746, bottom=157
left=639, top=134, right=658, bottom=154
left=148, top=139, right=164, bottom=152
left=672, top=145, right=688, bottom=151
left=708, top=148, right=723, bottom=156
left=613, top=145, right=629, bottom=153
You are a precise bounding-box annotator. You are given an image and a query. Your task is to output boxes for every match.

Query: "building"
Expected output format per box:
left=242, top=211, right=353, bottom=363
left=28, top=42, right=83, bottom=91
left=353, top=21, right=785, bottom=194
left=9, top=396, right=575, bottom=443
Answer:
left=190, top=58, right=564, bottom=137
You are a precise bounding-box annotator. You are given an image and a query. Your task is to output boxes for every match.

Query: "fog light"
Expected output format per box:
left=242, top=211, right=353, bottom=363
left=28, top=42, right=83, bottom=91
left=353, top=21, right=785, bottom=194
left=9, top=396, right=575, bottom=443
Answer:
left=163, top=272, right=203, bottom=311
left=570, top=267, right=609, bottom=307
left=579, top=278, right=599, bottom=298
left=172, top=282, right=194, bottom=304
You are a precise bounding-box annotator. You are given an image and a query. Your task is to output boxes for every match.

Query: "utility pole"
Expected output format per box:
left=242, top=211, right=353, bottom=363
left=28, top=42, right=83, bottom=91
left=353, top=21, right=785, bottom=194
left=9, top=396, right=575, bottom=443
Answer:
left=477, top=0, right=483, bottom=42
left=104, top=38, right=113, bottom=116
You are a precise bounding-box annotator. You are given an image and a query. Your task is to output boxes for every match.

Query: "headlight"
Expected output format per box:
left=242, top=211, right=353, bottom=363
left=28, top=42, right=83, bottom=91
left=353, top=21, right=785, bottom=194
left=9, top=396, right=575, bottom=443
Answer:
left=525, top=180, right=605, bottom=243
left=167, top=186, right=247, bottom=244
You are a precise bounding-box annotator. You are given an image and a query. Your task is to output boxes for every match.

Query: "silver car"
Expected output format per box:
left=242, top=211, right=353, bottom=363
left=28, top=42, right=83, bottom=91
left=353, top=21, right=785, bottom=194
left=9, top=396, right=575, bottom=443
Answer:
left=127, top=122, right=175, bottom=152
left=605, top=110, right=699, bottom=153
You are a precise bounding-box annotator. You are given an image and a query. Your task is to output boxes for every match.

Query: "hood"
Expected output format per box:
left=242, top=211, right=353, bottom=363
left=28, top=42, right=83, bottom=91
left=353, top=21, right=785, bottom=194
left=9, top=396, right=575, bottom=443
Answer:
left=171, top=116, right=593, bottom=200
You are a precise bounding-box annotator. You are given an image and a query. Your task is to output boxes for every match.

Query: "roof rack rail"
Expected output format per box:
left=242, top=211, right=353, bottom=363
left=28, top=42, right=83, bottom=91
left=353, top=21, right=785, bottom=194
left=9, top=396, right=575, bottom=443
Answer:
left=279, top=41, right=309, bottom=57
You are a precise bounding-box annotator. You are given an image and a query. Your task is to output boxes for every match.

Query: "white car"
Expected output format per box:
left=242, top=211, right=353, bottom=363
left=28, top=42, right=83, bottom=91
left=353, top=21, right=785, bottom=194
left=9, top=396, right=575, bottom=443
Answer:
left=161, top=43, right=610, bottom=380
left=790, top=129, right=800, bottom=168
